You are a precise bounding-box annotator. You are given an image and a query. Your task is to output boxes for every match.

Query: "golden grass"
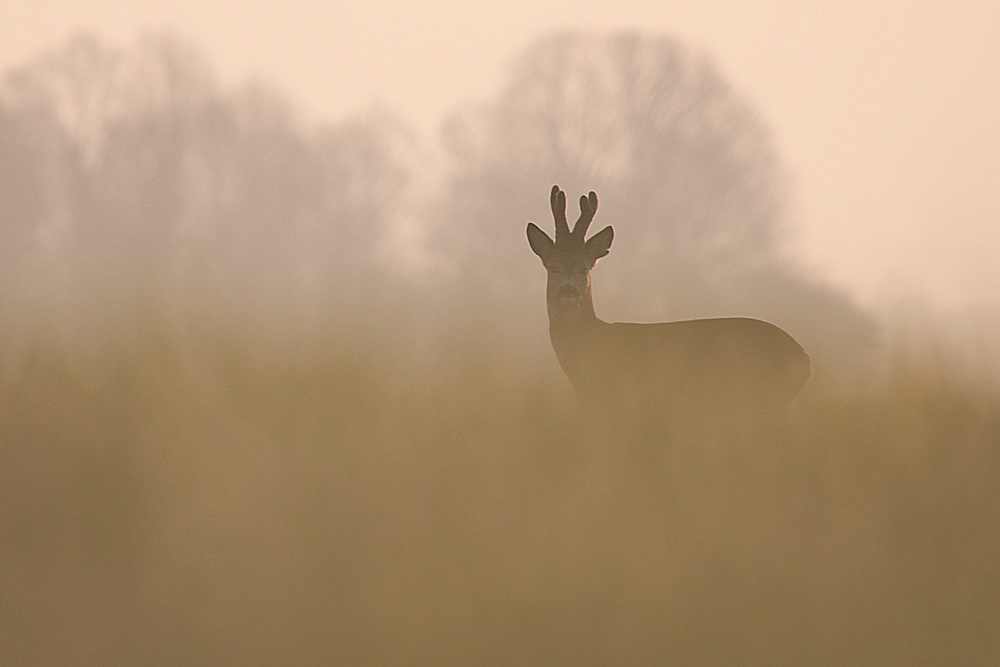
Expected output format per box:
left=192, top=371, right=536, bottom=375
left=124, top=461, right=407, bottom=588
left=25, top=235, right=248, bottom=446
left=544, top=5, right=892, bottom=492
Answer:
left=1, top=323, right=998, bottom=666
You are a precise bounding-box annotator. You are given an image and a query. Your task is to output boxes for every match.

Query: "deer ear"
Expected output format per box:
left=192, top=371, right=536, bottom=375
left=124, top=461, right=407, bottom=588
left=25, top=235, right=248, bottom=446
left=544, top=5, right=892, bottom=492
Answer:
left=526, top=222, right=554, bottom=261
left=586, top=225, right=614, bottom=260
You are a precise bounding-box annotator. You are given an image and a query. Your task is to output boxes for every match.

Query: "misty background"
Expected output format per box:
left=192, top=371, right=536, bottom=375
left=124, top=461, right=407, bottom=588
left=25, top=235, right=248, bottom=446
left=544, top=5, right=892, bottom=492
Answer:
left=1, top=19, right=999, bottom=667
left=5, top=1, right=999, bottom=314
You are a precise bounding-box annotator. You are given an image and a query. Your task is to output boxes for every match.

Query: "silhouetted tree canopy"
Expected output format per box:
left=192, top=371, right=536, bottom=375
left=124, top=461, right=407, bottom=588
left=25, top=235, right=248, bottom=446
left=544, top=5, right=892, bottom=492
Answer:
left=435, top=32, right=875, bottom=373
left=0, top=31, right=875, bottom=375
left=0, top=33, right=418, bottom=344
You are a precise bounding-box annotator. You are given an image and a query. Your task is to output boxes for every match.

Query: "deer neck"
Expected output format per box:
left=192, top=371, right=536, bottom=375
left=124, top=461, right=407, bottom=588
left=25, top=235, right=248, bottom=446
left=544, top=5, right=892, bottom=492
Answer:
left=547, top=294, right=602, bottom=375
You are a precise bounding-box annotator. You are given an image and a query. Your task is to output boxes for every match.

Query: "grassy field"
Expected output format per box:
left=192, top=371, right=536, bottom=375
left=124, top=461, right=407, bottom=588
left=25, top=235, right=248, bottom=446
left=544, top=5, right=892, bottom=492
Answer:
left=1, top=322, right=998, bottom=666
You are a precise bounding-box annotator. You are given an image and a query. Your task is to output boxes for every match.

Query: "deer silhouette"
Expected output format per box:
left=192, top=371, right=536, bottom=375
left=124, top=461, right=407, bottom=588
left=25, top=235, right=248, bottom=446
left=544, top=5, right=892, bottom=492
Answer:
left=527, top=185, right=810, bottom=436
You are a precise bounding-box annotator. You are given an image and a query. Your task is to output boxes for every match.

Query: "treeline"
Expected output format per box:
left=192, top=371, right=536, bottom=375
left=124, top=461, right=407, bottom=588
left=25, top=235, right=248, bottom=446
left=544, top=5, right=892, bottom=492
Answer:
left=0, top=32, right=874, bottom=379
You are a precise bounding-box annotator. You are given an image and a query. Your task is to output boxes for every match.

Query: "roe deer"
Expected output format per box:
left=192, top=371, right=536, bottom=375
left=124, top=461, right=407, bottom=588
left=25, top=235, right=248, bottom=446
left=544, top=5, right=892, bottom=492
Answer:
left=527, top=186, right=810, bottom=436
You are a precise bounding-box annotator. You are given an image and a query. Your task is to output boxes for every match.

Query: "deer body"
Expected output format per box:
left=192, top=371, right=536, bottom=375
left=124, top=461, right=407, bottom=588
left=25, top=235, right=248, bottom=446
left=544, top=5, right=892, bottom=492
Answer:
left=528, top=186, right=809, bottom=430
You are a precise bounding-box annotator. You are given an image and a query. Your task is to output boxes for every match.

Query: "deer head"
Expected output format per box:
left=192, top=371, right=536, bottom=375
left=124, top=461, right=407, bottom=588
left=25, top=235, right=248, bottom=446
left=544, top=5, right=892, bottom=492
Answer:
left=527, top=185, right=614, bottom=321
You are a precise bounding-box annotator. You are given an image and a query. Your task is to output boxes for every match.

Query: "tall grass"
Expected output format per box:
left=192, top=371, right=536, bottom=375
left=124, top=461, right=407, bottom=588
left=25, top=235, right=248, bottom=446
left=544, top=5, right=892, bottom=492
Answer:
left=1, top=321, right=998, bottom=666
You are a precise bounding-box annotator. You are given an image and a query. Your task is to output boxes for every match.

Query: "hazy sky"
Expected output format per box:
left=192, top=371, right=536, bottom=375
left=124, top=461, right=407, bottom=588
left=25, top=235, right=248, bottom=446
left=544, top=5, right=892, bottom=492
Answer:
left=3, top=0, right=998, bottom=311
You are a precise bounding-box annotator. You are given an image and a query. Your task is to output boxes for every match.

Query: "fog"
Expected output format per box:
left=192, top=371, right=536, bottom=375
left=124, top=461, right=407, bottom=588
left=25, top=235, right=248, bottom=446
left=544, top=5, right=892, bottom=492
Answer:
left=1, top=32, right=998, bottom=666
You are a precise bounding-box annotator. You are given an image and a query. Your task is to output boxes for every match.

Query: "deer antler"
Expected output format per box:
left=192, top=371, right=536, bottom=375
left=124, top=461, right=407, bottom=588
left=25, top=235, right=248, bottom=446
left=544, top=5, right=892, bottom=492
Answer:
left=572, top=191, right=598, bottom=240
left=550, top=185, right=571, bottom=242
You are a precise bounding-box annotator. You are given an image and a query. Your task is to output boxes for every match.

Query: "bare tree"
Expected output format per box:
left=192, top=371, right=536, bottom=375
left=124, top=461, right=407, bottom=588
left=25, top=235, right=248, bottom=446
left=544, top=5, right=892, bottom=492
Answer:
left=435, top=32, right=875, bottom=375
left=0, top=34, right=419, bottom=346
